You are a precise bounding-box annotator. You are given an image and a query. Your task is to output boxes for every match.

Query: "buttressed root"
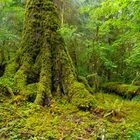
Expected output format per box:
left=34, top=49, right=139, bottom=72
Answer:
left=0, top=0, right=95, bottom=108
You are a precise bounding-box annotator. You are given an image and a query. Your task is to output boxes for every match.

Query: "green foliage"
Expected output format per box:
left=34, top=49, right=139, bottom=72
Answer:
left=126, top=44, right=140, bottom=69
left=0, top=0, right=140, bottom=139
left=59, top=0, right=140, bottom=83
left=129, top=131, right=140, bottom=140
left=0, top=0, right=24, bottom=63
left=132, top=95, right=140, bottom=102
left=59, top=25, right=78, bottom=45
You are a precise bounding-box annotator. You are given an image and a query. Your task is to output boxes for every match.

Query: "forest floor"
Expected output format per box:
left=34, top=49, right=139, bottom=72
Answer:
left=0, top=92, right=140, bottom=140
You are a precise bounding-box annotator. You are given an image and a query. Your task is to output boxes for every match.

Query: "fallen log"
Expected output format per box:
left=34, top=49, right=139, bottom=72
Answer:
left=101, top=82, right=140, bottom=99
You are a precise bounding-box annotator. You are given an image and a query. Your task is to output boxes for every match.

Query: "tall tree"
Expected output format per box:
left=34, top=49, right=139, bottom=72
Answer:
left=0, top=0, right=94, bottom=108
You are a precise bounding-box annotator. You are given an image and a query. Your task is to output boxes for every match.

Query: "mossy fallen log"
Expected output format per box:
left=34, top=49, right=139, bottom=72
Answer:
left=101, top=82, right=140, bottom=99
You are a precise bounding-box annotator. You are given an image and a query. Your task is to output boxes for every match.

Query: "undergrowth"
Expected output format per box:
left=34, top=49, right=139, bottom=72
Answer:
left=0, top=93, right=140, bottom=139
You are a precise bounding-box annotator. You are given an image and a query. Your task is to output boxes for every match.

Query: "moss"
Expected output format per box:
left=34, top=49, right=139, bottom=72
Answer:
left=34, top=83, right=45, bottom=105
left=0, top=0, right=95, bottom=108
left=132, top=95, right=140, bottom=101
left=14, top=66, right=27, bottom=91
left=102, top=82, right=140, bottom=99
left=0, top=84, right=14, bottom=97
left=0, top=60, right=18, bottom=96
left=69, top=82, right=96, bottom=109
left=4, top=61, right=18, bottom=76
left=78, top=76, right=94, bottom=94
left=26, top=83, right=38, bottom=102
left=86, top=73, right=101, bottom=92
left=134, top=81, right=140, bottom=86
left=1, top=92, right=140, bottom=139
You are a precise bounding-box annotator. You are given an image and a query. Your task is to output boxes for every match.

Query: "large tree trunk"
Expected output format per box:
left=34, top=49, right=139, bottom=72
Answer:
left=0, top=0, right=94, bottom=108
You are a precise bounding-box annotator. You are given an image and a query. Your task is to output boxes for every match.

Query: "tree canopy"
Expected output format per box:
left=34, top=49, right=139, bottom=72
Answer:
left=0, top=0, right=140, bottom=139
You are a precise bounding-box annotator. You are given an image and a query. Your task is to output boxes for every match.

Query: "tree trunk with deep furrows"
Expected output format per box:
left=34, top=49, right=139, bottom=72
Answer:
left=0, top=0, right=94, bottom=108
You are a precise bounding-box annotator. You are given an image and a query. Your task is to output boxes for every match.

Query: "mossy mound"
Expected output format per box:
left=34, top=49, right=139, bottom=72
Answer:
left=101, top=82, right=140, bottom=99
left=69, top=82, right=95, bottom=109
left=77, top=76, right=94, bottom=94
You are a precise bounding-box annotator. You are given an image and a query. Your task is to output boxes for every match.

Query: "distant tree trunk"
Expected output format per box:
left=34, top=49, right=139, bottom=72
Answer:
left=53, top=0, right=64, bottom=26
left=0, top=0, right=94, bottom=108
left=60, top=0, right=64, bottom=26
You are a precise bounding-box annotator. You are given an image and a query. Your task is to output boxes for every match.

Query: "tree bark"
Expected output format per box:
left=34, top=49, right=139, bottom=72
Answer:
left=0, top=0, right=94, bottom=108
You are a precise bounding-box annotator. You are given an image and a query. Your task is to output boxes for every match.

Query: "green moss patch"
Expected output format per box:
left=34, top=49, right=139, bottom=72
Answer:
left=101, top=82, right=140, bottom=99
left=1, top=93, right=140, bottom=139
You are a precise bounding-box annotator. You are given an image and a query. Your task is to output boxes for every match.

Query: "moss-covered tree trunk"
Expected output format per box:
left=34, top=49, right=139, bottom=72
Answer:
left=0, top=0, right=94, bottom=108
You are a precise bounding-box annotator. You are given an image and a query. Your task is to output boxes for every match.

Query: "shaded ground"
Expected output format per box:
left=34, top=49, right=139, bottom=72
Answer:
left=0, top=93, right=140, bottom=140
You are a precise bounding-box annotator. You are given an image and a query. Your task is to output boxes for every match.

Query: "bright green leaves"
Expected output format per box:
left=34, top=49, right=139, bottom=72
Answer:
left=127, top=44, right=140, bottom=69
left=0, top=0, right=24, bottom=38
left=0, top=0, right=25, bottom=62
left=72, top=0, right=140, bottom=82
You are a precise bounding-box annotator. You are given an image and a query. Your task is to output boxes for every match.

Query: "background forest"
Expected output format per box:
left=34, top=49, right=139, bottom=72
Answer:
left=0, top=0, right=140, bottom=139
left=0, top=0, right=139, bottom=83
